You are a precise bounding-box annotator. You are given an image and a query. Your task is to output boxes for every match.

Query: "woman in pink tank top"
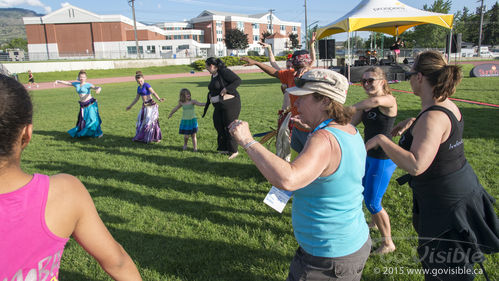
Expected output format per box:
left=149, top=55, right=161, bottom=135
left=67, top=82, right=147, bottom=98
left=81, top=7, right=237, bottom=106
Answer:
left=0, top=75, right=142, bottom=280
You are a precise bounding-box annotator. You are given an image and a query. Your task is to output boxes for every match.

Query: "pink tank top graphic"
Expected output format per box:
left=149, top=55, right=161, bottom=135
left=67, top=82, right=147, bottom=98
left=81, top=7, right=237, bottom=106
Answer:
left=0, top=174, right=69, bottom=281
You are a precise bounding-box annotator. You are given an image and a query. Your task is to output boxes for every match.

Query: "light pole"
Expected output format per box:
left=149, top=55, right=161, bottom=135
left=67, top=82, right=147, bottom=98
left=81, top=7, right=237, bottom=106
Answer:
left=269, top=9, right=275, bottom=34
left=128, top=0, right=140, bottom=59
left=477, top=0, right=484, bottom=57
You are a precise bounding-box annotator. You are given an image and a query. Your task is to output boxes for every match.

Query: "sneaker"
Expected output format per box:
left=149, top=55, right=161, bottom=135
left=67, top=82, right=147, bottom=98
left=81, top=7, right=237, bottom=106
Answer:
left=228, top=152, right=239, bottom=160
left=36, top=85, right=39, bottom=88
left=28, top=86, right=31, bottom=88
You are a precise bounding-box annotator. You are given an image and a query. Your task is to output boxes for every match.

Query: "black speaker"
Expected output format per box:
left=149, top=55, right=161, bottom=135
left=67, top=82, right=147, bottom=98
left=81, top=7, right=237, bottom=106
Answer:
left=319, top=39, right=335, bottom=59
left=445, top=33, right=462, bottom=53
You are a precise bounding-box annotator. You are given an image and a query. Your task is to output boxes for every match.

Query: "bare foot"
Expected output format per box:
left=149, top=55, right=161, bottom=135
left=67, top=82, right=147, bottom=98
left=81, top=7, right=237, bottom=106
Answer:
left=373, top=244, right=396, bottom=255
left=228, top=152, right=239, bottom=159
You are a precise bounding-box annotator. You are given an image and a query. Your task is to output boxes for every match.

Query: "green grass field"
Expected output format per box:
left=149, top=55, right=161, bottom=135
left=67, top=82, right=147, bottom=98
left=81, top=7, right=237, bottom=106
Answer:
left=21, top=68, right=498, bottom=281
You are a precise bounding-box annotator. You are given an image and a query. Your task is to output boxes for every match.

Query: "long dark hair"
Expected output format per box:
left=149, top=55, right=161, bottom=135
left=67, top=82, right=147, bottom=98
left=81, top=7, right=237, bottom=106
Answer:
left=0, top=75, right=33, bottom=159
left=205, top=57, right=226, bottom=69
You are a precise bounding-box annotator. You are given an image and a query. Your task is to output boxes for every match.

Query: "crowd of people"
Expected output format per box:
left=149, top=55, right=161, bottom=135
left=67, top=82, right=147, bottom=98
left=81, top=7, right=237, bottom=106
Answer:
left=1, top=49, right=498, bottom=281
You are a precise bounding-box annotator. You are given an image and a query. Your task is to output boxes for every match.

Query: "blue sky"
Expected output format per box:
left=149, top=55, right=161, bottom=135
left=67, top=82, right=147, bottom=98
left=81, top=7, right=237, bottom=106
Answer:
left=1, top=0, right=496, bottom=40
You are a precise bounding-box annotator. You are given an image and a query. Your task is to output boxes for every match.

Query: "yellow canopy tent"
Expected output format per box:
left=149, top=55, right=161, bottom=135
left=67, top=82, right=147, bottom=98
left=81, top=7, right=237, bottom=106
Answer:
left=316, top=0, right=454, bottom=80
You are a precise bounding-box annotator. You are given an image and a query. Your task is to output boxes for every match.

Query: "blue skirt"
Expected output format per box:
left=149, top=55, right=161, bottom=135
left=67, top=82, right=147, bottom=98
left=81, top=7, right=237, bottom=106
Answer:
left=68, top=99, right=103, bottom=138
left=179, top=118, right=198, bottom=135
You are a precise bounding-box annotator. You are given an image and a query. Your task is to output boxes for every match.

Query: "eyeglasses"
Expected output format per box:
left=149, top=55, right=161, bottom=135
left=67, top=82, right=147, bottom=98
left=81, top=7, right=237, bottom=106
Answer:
left=406, top=71, right=419, bottom=78
left=295, top=77, right=337, bottom=87
left=360, top=78, right=380, bottom=84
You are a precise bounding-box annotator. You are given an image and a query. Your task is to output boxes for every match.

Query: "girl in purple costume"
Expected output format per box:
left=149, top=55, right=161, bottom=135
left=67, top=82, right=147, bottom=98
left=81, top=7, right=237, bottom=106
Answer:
left=126, top=71, right=164, bottom=143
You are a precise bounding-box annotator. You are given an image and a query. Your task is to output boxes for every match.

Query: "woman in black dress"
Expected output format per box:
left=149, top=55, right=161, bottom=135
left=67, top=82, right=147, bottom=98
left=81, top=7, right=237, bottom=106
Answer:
left=203, top=57, right=242, bottom=159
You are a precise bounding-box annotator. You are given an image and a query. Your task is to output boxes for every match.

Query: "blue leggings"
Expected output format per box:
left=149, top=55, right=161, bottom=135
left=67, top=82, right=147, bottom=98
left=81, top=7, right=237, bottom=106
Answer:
left=362, top=156, right=397, bottom=214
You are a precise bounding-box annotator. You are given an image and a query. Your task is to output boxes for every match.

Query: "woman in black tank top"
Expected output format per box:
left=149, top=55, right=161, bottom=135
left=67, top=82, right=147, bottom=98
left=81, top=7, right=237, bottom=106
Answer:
left=351, top=67, right=397, bottom=255
left=365, top=51, right=499, bottom=281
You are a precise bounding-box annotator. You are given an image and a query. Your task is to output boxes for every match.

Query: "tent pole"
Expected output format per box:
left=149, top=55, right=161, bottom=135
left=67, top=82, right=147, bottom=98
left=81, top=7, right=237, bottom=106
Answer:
left=347, top=31, right=351, bottom=83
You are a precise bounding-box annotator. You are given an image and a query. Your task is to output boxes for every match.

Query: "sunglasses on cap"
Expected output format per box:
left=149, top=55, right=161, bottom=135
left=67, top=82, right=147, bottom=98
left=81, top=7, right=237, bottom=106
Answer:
left=294, top=77, right=337, bottom=87
left=360, top=78, right=381, bottom=84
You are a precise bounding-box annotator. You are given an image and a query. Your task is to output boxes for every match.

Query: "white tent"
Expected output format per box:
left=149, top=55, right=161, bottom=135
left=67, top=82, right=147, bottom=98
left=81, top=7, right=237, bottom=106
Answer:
left=316, top=0, right=454, bottom=38
left=316, top=0, right=454, bottom=80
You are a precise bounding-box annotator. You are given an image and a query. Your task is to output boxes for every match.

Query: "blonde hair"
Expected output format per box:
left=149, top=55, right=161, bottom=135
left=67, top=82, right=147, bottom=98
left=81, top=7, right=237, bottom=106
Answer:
left=363, top=67, right=392, bottom=96
left=413, top=51, right=462, bottom=101
left=179, top=88, right=191, bottom=103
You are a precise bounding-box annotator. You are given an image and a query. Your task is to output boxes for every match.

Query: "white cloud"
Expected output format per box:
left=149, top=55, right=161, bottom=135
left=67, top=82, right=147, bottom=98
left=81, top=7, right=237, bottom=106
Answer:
left=0, top=0, right=52, bottom=14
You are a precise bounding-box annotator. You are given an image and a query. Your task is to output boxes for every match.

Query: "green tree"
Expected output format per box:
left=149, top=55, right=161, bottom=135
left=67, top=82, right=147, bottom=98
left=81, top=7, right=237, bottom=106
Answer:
left=224, top=29, right=249, bottom=51
left=411, top=0, right=452, bottom=48
left=483, top=2, right=499, bottom=46
left=4, top=38, right=27, bottom=51
left=261, top=31, right=272, bottom=42
left=289, top=33, right=299, bottom=49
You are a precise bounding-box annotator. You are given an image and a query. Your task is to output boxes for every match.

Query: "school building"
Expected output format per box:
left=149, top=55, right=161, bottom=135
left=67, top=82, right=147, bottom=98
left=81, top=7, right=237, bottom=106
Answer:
left=22, top=4, right=301, bottom=61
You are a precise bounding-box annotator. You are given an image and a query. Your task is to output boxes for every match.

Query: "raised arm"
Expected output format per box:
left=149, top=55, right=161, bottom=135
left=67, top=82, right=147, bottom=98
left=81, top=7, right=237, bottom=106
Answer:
left=350, top=110, right=363, bottom=126
left=54, top=80, right=73, bottom=86
left=229, top=120, right=333, bottom=190
left=48, top=174, right=142, bottom=280
left=309, top=32, right=317, bottom=67
left=352, top=95, right=396, bottom=111
left=126, top=94, right=140, bottom=111
left=191, top=99, right=206, bottom=107
left=168, top=103, right=182, bottom=118
left=240, top=57, right=279, bottom=78
left=366, top=111, right=450, bottom=176
left=259, top=42, right=281, bottom=70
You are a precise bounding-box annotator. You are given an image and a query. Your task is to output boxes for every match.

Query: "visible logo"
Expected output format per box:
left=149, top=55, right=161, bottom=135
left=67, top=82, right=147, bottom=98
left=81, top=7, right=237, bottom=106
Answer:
left=367, top=111, right=377, bottom=120
left=449, top=139, right=463, bottom=150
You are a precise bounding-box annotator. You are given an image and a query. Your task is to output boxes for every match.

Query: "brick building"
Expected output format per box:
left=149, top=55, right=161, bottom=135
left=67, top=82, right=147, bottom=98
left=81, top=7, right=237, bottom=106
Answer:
left=23, top=4, right=300, bottom=60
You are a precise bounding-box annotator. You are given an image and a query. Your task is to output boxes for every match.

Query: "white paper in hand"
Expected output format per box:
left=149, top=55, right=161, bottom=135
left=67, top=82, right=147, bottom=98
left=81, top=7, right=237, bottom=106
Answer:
left=263, top=186, right=293, bottom=213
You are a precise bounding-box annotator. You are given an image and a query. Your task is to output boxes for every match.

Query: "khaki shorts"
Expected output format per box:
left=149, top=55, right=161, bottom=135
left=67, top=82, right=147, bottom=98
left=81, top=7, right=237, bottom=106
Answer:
left=286, top=237, right=372, bottom=281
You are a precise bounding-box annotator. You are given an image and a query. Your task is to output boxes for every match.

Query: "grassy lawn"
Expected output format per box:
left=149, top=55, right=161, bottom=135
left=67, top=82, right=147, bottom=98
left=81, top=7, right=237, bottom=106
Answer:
left=16, top=65, right=197, bottom=84
left=22, top=70, right=498, bottom=280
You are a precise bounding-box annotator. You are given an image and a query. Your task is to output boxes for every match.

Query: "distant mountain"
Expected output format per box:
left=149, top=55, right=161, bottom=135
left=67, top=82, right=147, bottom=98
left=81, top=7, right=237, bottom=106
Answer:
left=0, top=8, right=44, bottom=45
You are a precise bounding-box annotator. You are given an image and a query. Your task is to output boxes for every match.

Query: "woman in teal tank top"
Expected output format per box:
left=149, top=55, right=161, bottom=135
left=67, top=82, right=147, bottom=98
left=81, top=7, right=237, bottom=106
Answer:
left=229, top=69, right=371, bottom=281
left=169, top=88, right=205, bottom=151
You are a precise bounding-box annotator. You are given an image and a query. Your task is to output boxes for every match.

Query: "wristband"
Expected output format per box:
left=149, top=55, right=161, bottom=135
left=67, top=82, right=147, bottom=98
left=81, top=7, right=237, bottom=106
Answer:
left=243, top=140, right=258, bottom=150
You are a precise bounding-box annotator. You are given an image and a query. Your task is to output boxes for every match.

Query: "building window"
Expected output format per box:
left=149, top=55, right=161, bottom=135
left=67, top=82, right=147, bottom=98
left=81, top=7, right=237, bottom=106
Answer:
left=146, top=45, right=156, bottom=54
left=174, top=35, right=181, bottom=40
left=177, top=45, right=189, bottom=50
left=237, top=21, right=244, bottom=31
left=166, top=27, right=173, bottom=30
left=216, top=21, right=222, bottom=28
left=280, top=25, right=285, bottom=31
left=217, top=38, right=223, bottom=42
left=165, top=35, right=172, bottom=40
left=218, top=50, right=224, bottom=56
left=183, top=35, right=190, bottom=39
left=162, top=46, right=172, bottom=51
left=199, top=35, right=204, bottom=42
left=217, top=30, right=223, bottom=35
left=292, top=26, right=297, bottom=31
left=193, top=35, right=198, bottom=41
left=127, top=46, right=143, bottom=54
left=267, top=24, right=273, bottom=31
left=252, top=23, right=259, bottom=29
left=253, top=35, right=259, bottom=42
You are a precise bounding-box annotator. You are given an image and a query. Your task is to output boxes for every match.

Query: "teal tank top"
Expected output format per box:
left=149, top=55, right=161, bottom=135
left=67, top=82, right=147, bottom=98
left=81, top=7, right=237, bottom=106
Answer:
left=292, top=126, right=369, bottom=258
left=181, top=103, right=196, bottom=120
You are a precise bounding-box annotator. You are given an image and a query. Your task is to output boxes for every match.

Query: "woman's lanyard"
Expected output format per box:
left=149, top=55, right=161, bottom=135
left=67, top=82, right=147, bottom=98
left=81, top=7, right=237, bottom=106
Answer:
left=311, top=118, right=333, bottom=134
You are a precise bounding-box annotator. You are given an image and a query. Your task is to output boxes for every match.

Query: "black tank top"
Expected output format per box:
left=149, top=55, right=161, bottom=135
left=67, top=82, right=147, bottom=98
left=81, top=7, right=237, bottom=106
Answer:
left=398, top=105, right=466, bottom=181
left=362, top=107, right=396, bottom=159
